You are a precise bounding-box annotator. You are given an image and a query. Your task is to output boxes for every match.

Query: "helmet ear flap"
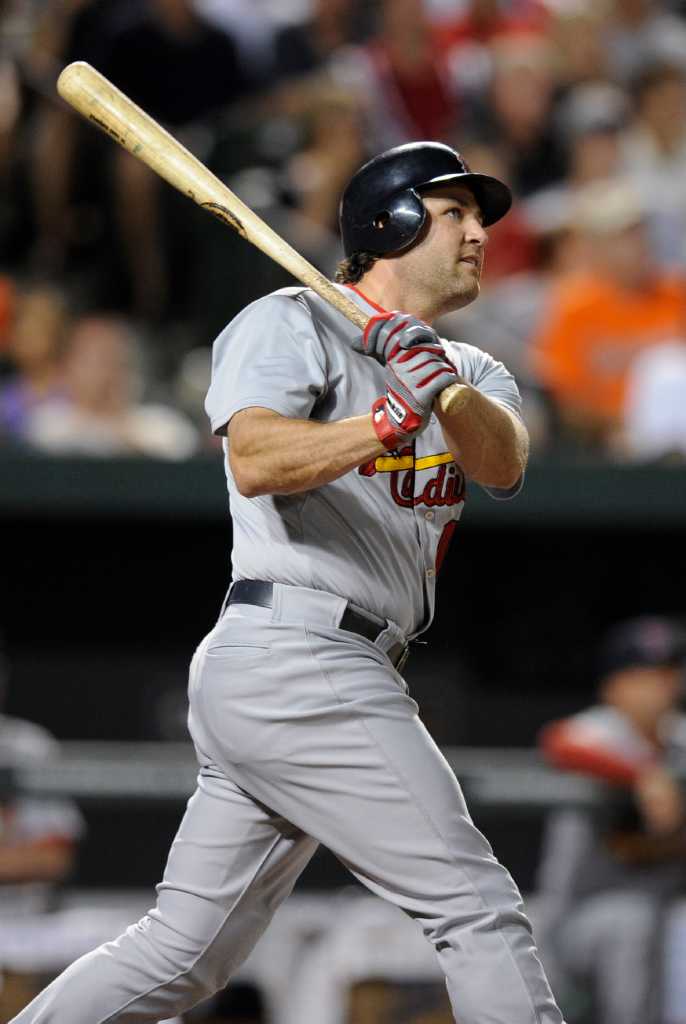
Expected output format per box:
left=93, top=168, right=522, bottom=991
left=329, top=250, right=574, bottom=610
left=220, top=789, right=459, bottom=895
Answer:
left=378, top=191, right=427, bottom=254
left=363, top=188, right=426, bottom=255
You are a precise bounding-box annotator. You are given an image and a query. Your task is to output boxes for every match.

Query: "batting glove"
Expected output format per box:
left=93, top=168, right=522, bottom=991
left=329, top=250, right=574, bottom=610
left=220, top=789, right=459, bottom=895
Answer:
left=357, top=311, right=443, bottom=366
left=371, top=345, right=459, bottom=451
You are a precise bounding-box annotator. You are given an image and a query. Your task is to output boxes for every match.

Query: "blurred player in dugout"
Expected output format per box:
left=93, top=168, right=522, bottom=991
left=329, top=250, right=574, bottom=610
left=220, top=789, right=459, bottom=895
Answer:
left=0, top=647, right=84, bottom=1018
left=536, top=616, right=686, bottom=1024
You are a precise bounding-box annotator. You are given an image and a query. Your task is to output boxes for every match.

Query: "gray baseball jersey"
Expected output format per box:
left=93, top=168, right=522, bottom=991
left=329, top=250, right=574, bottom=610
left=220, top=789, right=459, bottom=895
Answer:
left=205, top=284, right=522, bottom=638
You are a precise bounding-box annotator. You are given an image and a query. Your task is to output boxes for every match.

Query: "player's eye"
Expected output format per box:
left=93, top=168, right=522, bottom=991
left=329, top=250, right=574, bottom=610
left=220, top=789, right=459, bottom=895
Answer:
left=446, top=206, right=463, bottom=219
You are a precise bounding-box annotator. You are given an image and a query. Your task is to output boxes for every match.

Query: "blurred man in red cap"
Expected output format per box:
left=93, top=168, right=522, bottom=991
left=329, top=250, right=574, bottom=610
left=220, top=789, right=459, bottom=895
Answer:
left=537, top=616, right=686, bottom=1024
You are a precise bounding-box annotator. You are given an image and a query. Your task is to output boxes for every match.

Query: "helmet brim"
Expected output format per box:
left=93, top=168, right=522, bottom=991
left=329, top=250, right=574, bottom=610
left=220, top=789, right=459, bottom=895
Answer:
left=416, top=172, right=512, bottom=227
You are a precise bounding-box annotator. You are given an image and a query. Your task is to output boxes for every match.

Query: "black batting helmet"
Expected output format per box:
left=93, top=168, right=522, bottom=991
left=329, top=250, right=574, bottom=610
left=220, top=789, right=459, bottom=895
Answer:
left=339, top=141, right=512, bottom=258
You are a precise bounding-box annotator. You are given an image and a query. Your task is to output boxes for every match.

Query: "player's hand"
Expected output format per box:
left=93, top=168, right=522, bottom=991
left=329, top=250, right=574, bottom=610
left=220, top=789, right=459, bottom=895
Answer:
left=357, top=311, right=443, bottom=366
left=371, top=345, right=460, bottom=450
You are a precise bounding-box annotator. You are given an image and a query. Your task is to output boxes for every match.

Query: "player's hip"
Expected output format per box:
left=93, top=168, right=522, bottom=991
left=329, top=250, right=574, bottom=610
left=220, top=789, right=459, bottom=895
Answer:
left=187, top=603, right=417, bottom=762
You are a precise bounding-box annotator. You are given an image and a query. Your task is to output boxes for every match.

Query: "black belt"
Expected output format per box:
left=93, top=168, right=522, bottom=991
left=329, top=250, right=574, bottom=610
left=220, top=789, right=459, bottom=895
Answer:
left=227, top=580, right=409, bottom=671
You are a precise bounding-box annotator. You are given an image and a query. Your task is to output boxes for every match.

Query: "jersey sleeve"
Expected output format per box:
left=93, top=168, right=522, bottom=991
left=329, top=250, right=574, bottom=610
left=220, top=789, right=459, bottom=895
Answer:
left=443, top=340, right=523, bottom=417
left=442, top=339, right=524, bottom=500
left=205, top=291, right=328, bottom=436
left=539, top=708, right=656, bottom=786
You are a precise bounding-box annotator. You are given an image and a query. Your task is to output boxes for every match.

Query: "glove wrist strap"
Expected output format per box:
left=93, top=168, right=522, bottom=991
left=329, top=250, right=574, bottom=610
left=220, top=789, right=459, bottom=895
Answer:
left=371, top=396, right=405, bottom=451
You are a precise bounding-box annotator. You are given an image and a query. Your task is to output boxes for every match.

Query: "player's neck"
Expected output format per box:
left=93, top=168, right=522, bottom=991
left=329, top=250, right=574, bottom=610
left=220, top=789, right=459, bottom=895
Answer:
left=356, top=266, right=438, bottom=324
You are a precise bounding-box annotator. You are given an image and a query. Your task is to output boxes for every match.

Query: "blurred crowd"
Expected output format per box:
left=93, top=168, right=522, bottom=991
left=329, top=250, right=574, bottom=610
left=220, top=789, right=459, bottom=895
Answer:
left=2, top=0, right=686, bottom=460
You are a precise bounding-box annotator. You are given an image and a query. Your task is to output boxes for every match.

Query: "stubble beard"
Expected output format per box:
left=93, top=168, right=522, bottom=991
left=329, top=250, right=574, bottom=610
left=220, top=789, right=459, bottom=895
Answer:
left=396, top=252, right=481, bottom=320
left=434, top=260, right=481, bottom=316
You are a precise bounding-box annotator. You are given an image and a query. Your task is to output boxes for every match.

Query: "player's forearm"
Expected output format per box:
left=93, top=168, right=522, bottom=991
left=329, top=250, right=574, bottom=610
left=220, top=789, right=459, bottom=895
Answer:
left=229, top=408, right=386, bottom=496
left=437, top=385, right=528, bottom=489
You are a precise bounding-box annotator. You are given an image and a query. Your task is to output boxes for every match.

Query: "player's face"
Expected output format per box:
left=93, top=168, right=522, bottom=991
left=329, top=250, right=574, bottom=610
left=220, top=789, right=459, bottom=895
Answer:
left=604, top=665, right=683, bottom=722
left=399, top=185, right=488, bottom=315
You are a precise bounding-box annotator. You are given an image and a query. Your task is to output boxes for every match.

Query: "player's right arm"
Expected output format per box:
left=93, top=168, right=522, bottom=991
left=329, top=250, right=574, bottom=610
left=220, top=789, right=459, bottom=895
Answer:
left=206, top=292, right=455, bottom=496
left=229, top=408, right=385, bottom=496
left=206, top=292, right=387, bottom=496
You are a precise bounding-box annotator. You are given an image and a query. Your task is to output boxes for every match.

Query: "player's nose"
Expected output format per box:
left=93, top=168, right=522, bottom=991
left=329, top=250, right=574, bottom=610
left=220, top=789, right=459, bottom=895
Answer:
left=464, top=213, right=487, bottom=247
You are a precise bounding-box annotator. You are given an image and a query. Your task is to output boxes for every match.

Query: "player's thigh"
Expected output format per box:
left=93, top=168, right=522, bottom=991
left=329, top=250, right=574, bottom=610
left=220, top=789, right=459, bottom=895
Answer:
left=227, top=632, right=518, bottom=922
left=149, top=768, right=318, bottom=963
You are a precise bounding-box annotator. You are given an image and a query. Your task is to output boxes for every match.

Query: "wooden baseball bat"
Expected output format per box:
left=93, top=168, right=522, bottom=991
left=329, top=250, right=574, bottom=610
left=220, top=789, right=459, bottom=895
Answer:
left=56, top=61, right=468, bottom=417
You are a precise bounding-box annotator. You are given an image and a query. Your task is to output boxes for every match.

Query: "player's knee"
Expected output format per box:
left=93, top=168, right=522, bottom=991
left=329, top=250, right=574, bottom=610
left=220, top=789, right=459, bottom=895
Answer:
left=426, top=901, right=533, bottom=952
left=178, top=939, right=238, bottom=999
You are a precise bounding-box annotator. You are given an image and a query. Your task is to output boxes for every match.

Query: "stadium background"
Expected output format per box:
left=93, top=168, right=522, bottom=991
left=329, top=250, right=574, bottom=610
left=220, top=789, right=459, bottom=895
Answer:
left=1, top=1, right=686, bottom=1022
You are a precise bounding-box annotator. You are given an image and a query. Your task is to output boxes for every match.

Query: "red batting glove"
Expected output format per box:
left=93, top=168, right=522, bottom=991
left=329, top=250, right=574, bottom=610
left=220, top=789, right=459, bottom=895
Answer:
left=371, top=345, right=460, bottom=451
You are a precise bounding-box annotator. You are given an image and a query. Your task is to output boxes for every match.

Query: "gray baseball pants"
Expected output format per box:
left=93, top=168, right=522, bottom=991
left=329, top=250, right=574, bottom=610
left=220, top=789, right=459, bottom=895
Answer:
left=11, top=584, right=563, bottom=1024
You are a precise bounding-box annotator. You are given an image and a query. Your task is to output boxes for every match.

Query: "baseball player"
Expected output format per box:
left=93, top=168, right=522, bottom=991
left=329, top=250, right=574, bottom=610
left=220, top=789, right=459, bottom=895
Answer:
left=11, top=142, right=563, bottom=1024
left=537, top=617, right=686, bottom=1024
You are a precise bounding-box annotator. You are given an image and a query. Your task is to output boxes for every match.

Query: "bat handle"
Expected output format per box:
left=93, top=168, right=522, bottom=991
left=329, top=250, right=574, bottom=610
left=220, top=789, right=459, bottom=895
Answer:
left=438, top=381, right=471, bottom=416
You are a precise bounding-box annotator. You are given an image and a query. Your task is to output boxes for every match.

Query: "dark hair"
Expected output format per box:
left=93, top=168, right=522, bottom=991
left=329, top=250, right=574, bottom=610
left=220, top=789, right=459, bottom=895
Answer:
left=334, top=251, right=379, bottom=284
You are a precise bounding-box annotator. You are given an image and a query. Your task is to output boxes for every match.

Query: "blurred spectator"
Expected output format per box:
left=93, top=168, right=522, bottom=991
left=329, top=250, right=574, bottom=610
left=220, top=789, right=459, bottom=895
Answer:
left=102, top=0, right=256, bottom=321
left=434, top=0, right=550, bottom=47
left=30, top=0, right=141, bottom=277
left=274, top=0, right=360, bottom=81
left=31, top=0, right=256, bottom=322
left=192, top=79, right=366, bottom=339
left=604, top=0, right=686, bottom=83
left=525, top=82, right=629, bottom=233
left=5, top=0, right=686, bottom=464
left=25, top=314, right=198, bottom=458
left=458, top=139, right=538, bottom=282
left=434, top=0, right=551, bottom=99
left=280, top=84, right=366, bottom=270
left=623, top=342, right=686, bottom=460
left=195, top=0, right=280, bottom=79
left=0, top=274, right=15, bottom=350
left=100, top=0, right=252, bottom=125
left=551, top=6, right=610, bottom=90
left=0, top=283, right=69, bottom=442
left=532, top=180, right=686, bottom=450
left=438, top=220, right=584, bottom=449
left=466, top=33, right=566, bottom=196
left=332, top=0, right=461, bottom=150
left=537, top=616, right=686, bottom=1024
left=0, top=15, right=22, bottom=197
left=622, top=62, right=686, bottom=268
left=0, top=649, right=84, bottom=917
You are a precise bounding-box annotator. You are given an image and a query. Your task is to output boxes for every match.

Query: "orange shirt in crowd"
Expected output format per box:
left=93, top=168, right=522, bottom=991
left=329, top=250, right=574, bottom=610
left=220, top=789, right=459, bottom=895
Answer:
left=532, top=273, right=686, bottom=423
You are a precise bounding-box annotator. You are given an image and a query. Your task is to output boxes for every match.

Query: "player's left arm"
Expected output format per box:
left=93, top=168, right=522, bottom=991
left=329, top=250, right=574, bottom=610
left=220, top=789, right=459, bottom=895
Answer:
left=438, top=341, right=528, bottom=492
left=438, top=385, right=528, bottom=491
